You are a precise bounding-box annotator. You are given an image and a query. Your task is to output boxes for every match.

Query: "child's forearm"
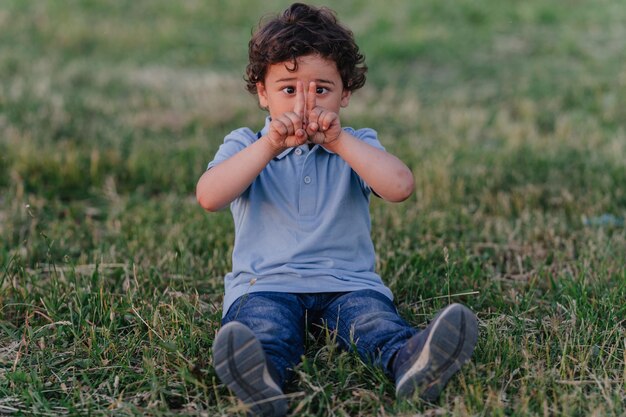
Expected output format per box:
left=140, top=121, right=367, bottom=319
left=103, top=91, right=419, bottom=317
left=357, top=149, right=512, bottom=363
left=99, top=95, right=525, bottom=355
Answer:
left=326, top=131, right=414, bottom=202
left=196, top=136, right=280, bottom=211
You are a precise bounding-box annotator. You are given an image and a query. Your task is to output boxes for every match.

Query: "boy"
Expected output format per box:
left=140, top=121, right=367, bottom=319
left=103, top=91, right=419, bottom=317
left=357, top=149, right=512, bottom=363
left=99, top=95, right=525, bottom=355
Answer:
left=196, top=3, right=478, bottom=416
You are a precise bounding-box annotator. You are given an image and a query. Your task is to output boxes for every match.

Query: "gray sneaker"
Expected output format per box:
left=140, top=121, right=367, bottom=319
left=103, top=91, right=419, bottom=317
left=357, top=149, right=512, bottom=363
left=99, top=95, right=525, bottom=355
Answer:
left=394, top=303, right=478, bottom=402
left=213, top=321, right=287, bottom=416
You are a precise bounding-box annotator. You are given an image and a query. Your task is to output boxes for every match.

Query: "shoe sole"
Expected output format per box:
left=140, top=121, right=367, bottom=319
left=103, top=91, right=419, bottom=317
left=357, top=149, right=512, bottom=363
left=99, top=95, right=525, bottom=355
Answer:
left=396, top=304, right=478, bottom=402
left=213, top=321, right=287, bottom=417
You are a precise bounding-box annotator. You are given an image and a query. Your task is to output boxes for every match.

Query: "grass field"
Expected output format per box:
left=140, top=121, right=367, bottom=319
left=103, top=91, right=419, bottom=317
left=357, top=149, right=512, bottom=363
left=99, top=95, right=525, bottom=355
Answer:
left=1, top=0, right=625, bottom=415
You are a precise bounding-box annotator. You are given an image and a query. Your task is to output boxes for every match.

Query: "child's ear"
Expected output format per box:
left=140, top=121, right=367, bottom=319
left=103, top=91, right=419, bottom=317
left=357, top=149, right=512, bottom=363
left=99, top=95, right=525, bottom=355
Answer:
left=340, top=89, right=351, bottom=108
left=257, top=82, right=269, bottom=108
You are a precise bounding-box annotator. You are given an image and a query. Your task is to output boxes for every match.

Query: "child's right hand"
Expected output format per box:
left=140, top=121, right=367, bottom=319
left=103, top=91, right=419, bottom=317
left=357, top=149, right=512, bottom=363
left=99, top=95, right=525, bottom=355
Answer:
left=266, top=81, right=308, bottom=151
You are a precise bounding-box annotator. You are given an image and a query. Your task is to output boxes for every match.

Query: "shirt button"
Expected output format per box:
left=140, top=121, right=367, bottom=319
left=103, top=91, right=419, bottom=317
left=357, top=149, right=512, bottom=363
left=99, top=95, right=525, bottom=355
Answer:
left=303, top=176, right=311, bottom=184
left=295, top=148, right=303, bottom=156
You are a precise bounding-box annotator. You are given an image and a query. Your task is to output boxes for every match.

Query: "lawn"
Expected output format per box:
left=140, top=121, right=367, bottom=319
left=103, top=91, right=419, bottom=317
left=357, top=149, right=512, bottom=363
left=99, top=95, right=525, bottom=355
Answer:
left=1, top=1, right=625, bottom=416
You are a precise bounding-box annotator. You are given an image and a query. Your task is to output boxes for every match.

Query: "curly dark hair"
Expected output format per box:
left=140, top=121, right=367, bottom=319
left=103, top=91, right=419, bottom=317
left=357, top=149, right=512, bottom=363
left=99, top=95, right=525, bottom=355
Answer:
left=245, top=3, right=367, bottom=95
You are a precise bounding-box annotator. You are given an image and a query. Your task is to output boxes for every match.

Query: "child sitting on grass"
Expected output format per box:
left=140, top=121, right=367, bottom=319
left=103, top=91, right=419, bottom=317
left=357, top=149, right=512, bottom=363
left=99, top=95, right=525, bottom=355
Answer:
left=196, top=3, right=478, bottom=416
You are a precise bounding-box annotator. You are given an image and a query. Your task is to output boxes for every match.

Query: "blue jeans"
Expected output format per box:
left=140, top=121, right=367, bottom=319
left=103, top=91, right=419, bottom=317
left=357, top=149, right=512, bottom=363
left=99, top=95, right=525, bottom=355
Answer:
left=222, top=289, right=417, bottom=387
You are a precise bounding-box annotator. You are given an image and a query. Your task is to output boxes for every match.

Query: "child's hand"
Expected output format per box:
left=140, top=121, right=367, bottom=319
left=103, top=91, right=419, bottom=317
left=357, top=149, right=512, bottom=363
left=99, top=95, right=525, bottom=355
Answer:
left=266, top=81, right=308, bottom=151
left=305, top=81, right=342, bottom=146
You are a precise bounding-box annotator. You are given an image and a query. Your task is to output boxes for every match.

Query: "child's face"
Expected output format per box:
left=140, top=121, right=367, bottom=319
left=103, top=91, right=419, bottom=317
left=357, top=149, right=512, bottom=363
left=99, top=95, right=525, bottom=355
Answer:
left=256, top=54, right=351, bottom=121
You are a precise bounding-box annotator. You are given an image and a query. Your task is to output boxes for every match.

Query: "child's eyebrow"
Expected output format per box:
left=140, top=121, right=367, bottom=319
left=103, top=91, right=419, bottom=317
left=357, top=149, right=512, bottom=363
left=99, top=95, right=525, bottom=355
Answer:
left=275, top=77, right=335, bottom=85
left=275, top=78, right=297, bottom=84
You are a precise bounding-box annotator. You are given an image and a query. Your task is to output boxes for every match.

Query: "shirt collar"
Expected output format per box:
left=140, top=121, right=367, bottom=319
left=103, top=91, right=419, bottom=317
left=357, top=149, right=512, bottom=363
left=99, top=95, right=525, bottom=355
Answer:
left=260, top=116, right=336, bottom=159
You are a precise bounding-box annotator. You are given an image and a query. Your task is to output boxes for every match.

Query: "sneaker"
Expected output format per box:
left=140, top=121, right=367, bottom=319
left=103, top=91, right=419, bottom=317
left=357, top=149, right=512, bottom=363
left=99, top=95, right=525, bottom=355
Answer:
left=213, top=321, right=287, bottom=416
left=394, top=303, right=478, bottom=402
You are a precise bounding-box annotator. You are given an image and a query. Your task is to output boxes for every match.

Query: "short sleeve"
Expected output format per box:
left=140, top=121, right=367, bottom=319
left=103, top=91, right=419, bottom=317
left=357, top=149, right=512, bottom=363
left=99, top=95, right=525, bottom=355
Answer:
left=348, top=127, right=385, bottom=152
left=207, top=128, right=258, bottom=170
left=343, top=127, right=385, bottom=193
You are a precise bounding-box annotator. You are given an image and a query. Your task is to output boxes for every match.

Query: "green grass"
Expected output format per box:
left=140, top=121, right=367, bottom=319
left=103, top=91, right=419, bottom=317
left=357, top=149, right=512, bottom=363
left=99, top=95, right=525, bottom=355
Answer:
left=1, top=0, right=625, bottom=415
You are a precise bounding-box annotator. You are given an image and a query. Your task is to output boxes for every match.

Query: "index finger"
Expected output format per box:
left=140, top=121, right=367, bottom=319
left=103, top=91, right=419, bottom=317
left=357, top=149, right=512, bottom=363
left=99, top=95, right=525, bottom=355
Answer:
left=293, top=80, right=304, bottom=119
left=307, top=81, right=317, bottom=114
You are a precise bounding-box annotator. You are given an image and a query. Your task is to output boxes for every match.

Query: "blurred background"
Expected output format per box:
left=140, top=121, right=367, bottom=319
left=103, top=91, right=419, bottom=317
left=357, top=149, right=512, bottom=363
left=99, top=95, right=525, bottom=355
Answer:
left=2, top=0, right=624, bottom=203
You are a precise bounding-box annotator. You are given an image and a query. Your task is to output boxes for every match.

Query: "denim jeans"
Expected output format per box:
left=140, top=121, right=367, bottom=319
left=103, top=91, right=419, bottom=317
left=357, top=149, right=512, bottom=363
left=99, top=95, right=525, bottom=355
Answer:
left=221, top=289, right=418, bottom=387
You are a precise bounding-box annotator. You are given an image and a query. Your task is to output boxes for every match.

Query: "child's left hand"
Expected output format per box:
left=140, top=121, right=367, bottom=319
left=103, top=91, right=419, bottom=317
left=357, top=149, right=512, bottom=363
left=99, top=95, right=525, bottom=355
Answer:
left=304, top=82, right=342, bottom=146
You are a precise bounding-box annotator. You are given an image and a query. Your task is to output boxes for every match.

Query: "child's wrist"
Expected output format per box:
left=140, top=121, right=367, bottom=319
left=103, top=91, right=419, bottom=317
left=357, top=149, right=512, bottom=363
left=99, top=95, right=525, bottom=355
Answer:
left=260, top=135, right=287, bottom=157
left=323, top=130, right=349, bottom=153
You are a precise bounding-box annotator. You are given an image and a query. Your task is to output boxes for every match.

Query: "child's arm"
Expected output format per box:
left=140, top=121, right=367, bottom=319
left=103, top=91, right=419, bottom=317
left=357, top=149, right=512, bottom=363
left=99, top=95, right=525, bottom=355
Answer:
left=196, top=136, right=279, bottom=211
left=196, top=82, right=310, bottom=212
left=325, top=132, right=414, bottom=202
left=304, top=82, right=414, bottom=202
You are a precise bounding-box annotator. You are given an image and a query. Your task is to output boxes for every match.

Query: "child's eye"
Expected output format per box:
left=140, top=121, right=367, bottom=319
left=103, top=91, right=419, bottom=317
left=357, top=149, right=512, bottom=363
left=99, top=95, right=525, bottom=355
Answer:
left=316, top=87, right=329, bottom=94
left=281, top=87, right=296, bottom=94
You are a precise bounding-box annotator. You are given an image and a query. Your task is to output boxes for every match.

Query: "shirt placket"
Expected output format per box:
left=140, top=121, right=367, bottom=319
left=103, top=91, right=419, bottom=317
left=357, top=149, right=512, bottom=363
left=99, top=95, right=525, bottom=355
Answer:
left=298, top=146, right=317, bottom=217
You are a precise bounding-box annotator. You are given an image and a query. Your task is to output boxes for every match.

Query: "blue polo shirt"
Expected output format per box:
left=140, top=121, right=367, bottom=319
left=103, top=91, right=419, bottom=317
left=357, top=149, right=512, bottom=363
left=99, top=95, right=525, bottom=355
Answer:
left=208, top=117, right=393, bottom=316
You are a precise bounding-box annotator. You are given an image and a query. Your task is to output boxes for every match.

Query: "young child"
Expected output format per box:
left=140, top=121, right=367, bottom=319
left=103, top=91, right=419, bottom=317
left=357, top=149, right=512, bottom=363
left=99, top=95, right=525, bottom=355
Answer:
left=196, top=3, right=478, bottom=416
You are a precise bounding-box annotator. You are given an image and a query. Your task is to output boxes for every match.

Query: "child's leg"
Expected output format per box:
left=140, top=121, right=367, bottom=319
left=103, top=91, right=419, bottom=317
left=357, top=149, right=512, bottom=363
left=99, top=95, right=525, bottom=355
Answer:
left=320, top=289, right=417, bottom=375
left=320, top=290, right=478, bottom=402
left=220, top=291, right=306, bottom=387
left=392, top=303, right=478, bottom=401
left=214, top=292, right=305, bottom=417
left=213, top=321, right=285, bottom=416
